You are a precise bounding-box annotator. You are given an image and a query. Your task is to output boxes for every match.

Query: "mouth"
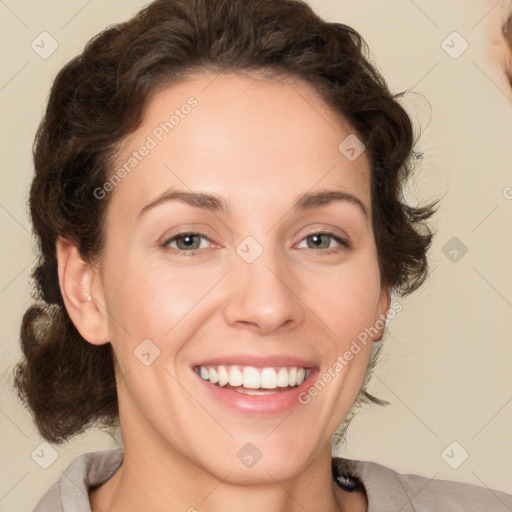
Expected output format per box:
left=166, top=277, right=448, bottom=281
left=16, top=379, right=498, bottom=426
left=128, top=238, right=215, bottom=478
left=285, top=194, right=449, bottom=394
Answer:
left=193, top=364, right=312, bottom=395
left=192, top=362, right=319, bottom=415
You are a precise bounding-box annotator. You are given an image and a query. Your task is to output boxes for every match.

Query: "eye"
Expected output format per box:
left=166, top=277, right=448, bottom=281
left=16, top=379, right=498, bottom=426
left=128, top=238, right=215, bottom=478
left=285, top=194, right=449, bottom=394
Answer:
left=161, top=232, right=212, bottom=254
left=296, top=232, right=349, bottom=253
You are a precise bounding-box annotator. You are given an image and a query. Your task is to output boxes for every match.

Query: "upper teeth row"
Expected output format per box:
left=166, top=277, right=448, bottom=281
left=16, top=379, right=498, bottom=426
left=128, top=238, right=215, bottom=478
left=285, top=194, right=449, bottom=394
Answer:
left=197, top=365, right=309, bottom=389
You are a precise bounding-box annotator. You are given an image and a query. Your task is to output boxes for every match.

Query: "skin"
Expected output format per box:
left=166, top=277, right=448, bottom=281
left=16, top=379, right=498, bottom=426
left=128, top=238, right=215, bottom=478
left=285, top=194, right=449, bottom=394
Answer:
left=57, top=71, right=390, bottom=512
left=481, top=0, right=512, bottom=87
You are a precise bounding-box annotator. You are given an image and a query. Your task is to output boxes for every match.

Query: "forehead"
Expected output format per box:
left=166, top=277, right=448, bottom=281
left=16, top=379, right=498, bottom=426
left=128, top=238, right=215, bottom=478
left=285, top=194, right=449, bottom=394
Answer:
left=109, top=71, right=372, bottom=219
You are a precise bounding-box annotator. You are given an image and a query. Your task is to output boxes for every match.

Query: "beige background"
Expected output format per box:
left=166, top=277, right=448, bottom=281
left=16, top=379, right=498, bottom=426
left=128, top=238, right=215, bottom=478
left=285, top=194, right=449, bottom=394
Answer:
left=1, top=0, right=511, bottom=510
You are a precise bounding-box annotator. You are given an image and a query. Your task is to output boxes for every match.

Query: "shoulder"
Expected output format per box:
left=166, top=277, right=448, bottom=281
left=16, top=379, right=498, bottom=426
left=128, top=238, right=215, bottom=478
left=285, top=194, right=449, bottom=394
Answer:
left=32, top=481, right=62, bottom=512
left=32, top=447, right=123, bottom=512
left=333, top=457, right=512, bottom=512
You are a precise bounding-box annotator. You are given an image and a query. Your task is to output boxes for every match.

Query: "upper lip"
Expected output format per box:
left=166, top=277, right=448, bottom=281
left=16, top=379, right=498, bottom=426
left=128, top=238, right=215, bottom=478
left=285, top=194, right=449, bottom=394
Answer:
left=192, top=354, right=317, bottom=369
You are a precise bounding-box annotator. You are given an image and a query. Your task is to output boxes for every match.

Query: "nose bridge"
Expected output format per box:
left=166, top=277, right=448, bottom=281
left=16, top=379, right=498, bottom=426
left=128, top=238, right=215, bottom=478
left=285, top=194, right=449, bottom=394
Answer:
left=224, top=235, right=304, bottom=333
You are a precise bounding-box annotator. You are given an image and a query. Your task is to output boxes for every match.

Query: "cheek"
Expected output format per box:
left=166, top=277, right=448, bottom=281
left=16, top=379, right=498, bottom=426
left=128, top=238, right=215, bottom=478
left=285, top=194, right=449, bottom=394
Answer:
left=102, top=256, right=221, bottom=343
left=303, top=256, right=382, bottom=340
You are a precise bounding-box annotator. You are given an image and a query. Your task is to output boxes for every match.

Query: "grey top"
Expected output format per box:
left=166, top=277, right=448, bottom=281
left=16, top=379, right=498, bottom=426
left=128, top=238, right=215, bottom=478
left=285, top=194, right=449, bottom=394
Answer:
left=33, top=447, right=511, bottom=511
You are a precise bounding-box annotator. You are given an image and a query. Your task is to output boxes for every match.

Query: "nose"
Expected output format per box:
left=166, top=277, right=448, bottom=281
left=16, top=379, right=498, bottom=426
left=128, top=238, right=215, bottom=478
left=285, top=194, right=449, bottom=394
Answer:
left=223, top=244, right=305, bottom=335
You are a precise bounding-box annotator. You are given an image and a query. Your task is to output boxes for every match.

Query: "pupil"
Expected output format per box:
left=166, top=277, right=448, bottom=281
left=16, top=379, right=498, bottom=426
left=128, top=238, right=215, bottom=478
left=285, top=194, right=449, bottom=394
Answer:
left=311, top=234, right=327, bottom=248
left=180, top=235, right=198, bottom=249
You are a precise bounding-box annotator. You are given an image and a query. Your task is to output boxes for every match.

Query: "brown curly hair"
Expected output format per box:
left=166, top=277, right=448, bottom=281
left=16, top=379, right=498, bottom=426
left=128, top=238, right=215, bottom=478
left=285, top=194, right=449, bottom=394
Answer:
left=13, top=0, right=438, bottom=444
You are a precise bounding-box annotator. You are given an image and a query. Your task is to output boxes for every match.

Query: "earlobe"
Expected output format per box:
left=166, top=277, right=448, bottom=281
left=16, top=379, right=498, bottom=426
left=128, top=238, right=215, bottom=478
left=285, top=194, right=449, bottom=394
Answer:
left=56, top=237, right=109, bottom=345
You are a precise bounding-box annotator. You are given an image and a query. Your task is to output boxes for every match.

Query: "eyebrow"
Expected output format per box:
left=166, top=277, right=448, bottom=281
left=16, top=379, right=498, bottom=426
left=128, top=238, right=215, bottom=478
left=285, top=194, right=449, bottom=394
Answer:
left=138, top=188, right=368, bottom=219
left=295, top=189, right=368, bottom=217
left=138, top=189, right=229, bottom=219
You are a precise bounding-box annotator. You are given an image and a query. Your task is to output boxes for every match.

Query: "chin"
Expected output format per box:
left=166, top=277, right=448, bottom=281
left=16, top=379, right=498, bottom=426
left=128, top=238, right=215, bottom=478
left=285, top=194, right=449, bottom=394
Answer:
left=191, top=430, right=327, bottom=485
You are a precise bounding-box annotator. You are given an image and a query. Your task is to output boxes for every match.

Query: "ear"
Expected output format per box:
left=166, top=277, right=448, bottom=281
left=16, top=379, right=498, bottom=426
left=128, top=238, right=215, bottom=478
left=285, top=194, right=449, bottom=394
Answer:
left=374, top=286, right=392, bottom=342
left=56, top=237, right=109, bottom=345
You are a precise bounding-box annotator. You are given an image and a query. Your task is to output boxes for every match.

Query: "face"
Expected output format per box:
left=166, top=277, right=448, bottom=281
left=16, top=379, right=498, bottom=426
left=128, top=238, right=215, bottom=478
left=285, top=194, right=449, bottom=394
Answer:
left=90, top=71, right=390, bottom=483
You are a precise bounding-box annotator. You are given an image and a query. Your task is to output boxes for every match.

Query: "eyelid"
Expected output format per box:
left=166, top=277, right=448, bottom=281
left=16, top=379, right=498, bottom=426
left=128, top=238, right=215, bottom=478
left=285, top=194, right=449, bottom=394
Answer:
left=160, top=231, right=215, bottom=250
left=159, top=222, right=219, bottom=245
left=294, top=223, right=350, bottom=245
left=294, top=231, right=350, bottom=252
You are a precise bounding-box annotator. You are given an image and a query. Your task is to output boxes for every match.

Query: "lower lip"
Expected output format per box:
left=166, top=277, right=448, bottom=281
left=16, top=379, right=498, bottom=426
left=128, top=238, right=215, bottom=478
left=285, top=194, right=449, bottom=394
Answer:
left=194, top=369, right=319, bottom=415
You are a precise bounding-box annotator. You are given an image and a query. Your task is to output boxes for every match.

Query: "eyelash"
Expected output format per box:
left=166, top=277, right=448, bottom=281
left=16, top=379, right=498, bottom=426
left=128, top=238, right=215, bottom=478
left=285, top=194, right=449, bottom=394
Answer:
left=297, top=232, right=350, bottom=253
left=160, top=232, right=212, bottom=255
left=160, top=231, right=350, bottom=256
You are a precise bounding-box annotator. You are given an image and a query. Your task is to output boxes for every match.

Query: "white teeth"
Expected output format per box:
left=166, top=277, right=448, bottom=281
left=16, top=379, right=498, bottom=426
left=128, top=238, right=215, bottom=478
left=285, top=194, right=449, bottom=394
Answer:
left=228, top=367, right=243, bottom=387
left=217, top=365, right=229, bottom=387
left=242, top=367, right=260, bottom=389
left=288, top=367, right=297, bottom=386
left=260, top=368, right=277, bottom=389
left=276, top=367, right=289, bottom=387
left=197, top=365, right=311, bottom=389
left=208, top=367, right=218, bottom=384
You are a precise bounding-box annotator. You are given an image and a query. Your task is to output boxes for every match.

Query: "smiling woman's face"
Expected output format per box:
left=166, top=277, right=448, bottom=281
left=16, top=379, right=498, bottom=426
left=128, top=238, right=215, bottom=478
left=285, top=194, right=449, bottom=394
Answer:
left=89, top=71, right=390, bottom=482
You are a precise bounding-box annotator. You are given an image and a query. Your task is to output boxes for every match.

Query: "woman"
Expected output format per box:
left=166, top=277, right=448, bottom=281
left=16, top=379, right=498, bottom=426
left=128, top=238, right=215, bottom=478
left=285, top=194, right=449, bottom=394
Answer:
left=13, top=0, right=511, bottom=510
